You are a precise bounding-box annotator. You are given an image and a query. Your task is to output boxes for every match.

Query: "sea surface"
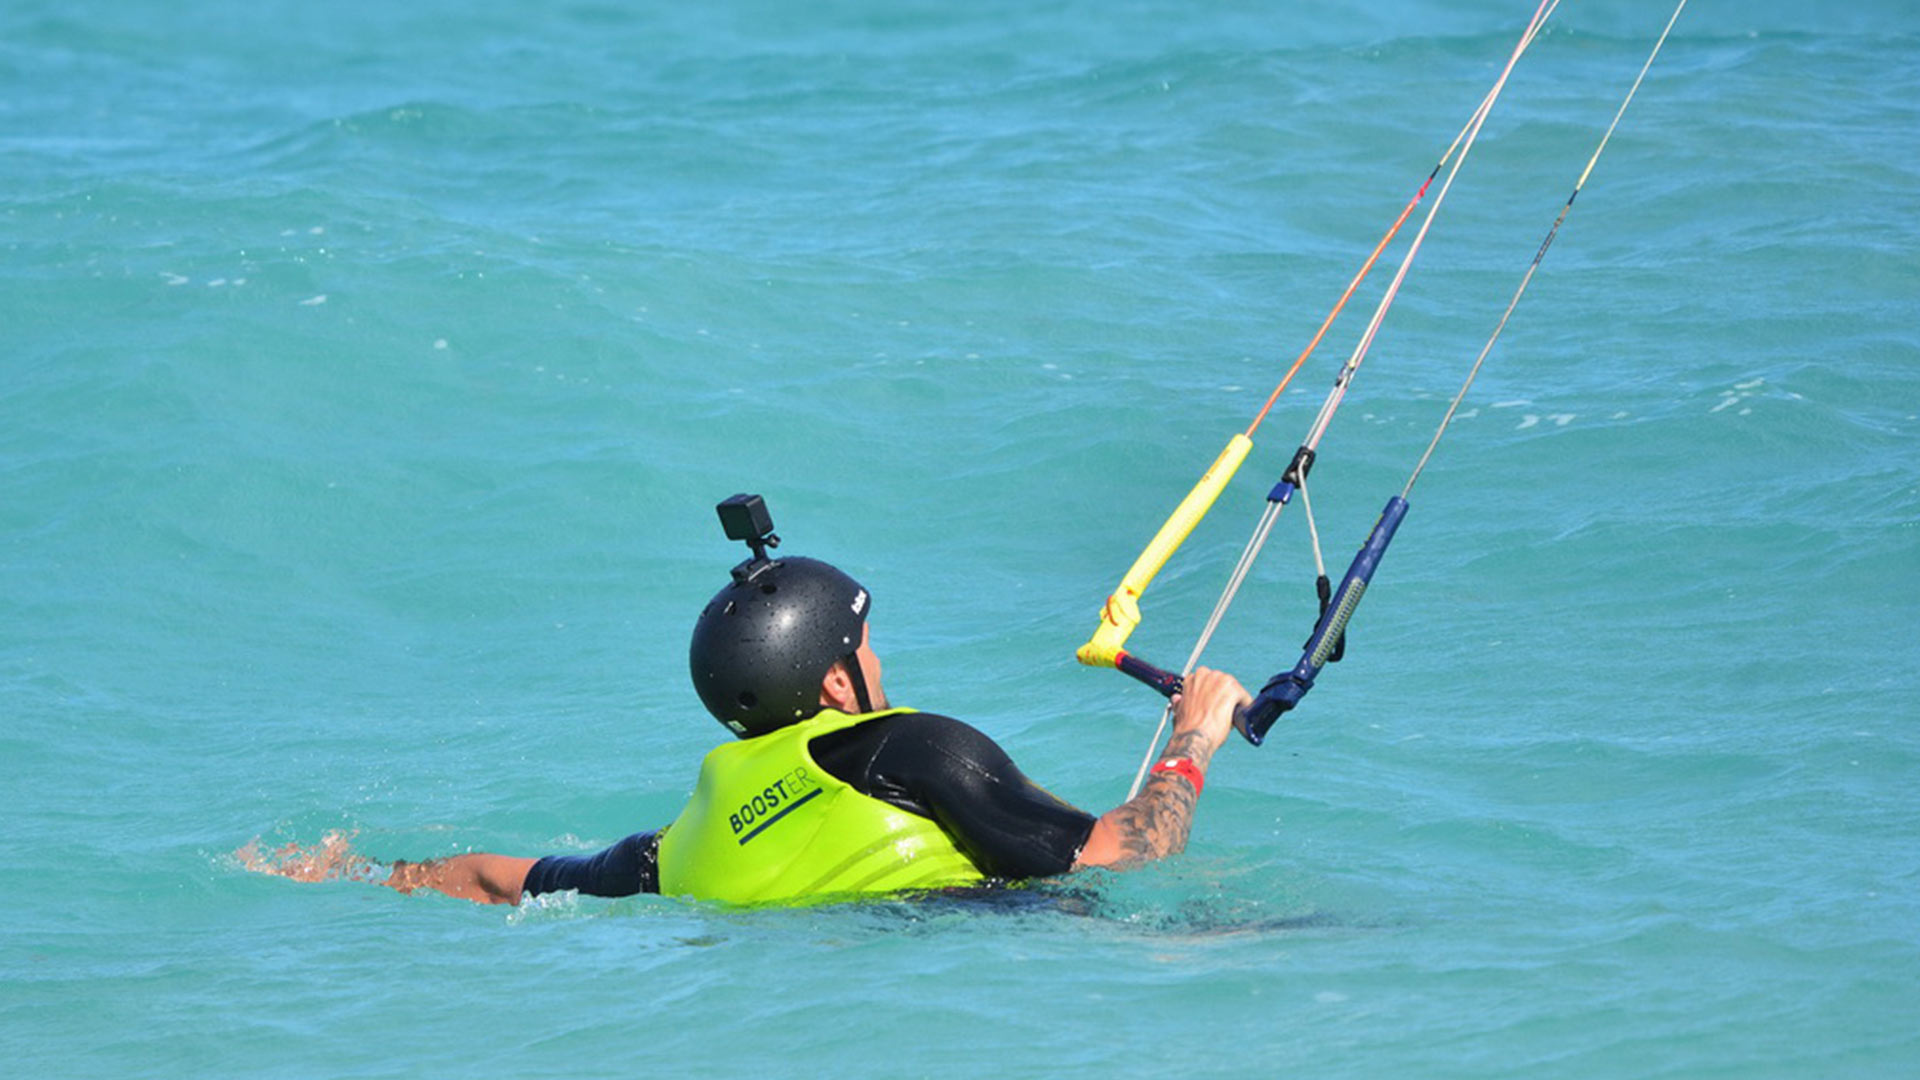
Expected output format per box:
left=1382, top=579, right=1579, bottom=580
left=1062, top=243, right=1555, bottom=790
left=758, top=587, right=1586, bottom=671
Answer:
left=4, top=1, right=1917, bottom=1076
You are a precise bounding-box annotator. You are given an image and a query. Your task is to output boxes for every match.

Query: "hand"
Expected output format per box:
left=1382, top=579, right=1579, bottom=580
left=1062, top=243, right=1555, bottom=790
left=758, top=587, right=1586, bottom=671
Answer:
left=235, top=830, right=381, bottom=883
left=237, top=832, right=532, bottom=903
left=1169, top=667, right=1251, bottom=761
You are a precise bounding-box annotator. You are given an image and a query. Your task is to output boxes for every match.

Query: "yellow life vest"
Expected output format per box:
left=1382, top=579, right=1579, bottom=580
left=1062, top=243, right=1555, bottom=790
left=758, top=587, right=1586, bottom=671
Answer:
left=656, top=707, right=986, bottom=905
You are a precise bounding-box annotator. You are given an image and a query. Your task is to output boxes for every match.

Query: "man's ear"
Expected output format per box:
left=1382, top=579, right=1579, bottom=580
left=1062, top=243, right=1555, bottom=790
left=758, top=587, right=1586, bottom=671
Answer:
left=819, top=660, right=858, bottom=712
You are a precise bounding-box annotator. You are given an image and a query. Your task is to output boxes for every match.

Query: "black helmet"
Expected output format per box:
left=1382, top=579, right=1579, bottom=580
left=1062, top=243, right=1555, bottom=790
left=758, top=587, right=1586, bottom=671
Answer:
left=690, top=508, right=872, bottom=737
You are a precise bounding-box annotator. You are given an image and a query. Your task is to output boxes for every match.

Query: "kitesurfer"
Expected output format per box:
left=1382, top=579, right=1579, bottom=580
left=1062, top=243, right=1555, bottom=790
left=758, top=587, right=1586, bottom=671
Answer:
left=246, top=495, right=1249, bottom=906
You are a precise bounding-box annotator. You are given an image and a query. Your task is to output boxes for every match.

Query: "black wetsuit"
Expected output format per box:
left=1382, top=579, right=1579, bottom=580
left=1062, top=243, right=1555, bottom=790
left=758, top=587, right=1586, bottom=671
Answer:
left=522, top=712, right=1097, bottom=898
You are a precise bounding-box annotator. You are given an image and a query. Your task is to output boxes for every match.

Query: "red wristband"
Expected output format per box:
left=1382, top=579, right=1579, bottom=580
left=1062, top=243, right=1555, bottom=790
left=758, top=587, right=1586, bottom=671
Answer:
left=1150, top=756, right=1205, bottom=796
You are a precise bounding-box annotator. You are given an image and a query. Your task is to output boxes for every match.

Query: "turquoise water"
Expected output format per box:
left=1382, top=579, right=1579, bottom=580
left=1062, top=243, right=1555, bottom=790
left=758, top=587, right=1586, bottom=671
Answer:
left=6, top=0, right=1918, bottom=1076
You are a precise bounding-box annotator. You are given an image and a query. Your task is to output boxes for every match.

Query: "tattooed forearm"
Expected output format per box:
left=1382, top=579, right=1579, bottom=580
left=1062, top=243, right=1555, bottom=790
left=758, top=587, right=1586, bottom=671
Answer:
left=1101, top=774, right=1199, bottom=869
left=1099, top=729, right=1217, bottom=870
left=1161, top=729, right=1217, bottom=772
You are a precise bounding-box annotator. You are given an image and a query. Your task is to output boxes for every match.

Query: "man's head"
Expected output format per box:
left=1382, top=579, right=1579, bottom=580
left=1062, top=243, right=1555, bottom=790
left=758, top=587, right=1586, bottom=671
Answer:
left=688, top=554, right=878, bottom=738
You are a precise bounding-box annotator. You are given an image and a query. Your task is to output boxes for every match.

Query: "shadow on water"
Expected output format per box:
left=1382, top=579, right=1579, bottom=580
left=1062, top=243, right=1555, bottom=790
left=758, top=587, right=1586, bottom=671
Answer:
left=513, top=870, right=1395, bottom=942
left=878, top=878, right=1375, bottom=938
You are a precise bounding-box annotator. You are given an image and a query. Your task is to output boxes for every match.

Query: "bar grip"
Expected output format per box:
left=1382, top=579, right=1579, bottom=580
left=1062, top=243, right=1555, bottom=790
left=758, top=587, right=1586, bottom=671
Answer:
left=1108, top=496, right=1410, bottom=747
left=1238, top=495, right=1410, bottom=744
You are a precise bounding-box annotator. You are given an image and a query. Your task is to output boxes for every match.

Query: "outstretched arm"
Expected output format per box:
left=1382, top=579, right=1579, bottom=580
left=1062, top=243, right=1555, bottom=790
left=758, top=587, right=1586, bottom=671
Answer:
left=385, top=854, right=535, bottom=904
left=1073, top=666, right=1247, bottom=871
left=237, top=831, right=535, bottom=905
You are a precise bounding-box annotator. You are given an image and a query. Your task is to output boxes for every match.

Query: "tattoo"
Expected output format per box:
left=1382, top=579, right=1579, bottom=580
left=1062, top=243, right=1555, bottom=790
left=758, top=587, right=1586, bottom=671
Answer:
left=1102, top=729, right=1216, bottom=870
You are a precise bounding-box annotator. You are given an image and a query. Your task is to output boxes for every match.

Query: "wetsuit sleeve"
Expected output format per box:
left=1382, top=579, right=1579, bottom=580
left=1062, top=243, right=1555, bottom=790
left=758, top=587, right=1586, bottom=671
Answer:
left=522, top=830, right=661, bottom=897
left=815, top=713, right=1096, bottom=880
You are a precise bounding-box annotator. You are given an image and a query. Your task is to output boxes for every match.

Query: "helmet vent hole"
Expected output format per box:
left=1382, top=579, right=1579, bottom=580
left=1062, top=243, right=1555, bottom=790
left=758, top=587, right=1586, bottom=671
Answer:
left=737, top=691, right=758, bottom=708
left=759, top=583, right=777, bottom=595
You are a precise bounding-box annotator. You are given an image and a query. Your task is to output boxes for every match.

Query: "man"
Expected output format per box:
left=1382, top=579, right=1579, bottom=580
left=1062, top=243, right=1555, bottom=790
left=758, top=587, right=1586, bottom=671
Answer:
left=246, top=495, right=1249, bottom=906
